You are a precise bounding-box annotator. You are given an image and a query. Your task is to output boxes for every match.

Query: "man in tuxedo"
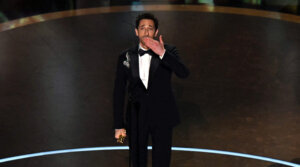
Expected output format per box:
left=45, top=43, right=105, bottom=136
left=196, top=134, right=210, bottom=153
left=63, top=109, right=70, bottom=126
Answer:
left=113, top=13, right=189, bottom=167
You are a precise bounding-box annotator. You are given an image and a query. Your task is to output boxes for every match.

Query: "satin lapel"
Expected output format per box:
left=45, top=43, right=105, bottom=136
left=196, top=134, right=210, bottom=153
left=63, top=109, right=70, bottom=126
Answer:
left=148, top=54, right=160, bottom=89
left=129, top=51, right=139, bottom=80
left=128, top=45, right=144, bottom=89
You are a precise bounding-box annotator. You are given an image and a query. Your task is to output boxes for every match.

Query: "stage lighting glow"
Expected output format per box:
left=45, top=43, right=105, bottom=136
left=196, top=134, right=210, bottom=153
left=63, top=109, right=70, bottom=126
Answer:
left=0, top=146, right=299, bottom=167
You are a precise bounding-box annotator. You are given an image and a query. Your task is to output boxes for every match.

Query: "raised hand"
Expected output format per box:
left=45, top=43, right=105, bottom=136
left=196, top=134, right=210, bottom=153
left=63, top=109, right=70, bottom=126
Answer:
left=142, top=35, right=165, bottom=57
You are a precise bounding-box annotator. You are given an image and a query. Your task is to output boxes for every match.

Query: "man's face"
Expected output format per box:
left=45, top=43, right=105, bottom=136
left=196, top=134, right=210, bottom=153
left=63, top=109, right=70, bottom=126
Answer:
left=135, top=19, right=158, bottom=47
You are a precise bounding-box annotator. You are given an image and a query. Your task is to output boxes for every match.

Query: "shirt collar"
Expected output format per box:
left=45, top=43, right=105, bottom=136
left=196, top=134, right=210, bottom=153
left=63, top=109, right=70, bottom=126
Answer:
left=139, top=44, right=148, bottom=51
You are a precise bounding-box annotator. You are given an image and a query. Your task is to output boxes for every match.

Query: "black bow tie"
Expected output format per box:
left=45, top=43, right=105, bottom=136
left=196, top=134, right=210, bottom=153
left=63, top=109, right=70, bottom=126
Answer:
left=138, top=49, right=154, bottom=56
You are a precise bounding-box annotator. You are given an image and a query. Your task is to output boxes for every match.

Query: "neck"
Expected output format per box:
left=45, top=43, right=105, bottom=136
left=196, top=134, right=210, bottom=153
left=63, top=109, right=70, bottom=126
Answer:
left=139, top=42, right=149, bottom=50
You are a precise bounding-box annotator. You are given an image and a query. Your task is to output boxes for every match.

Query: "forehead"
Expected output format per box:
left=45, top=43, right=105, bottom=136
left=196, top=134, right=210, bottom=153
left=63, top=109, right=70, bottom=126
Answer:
left=139, top=19, right=155, bottom=27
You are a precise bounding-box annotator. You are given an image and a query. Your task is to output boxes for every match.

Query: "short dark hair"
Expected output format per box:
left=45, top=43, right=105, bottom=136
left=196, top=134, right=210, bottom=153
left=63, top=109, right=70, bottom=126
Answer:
left=135, top=13, right=159, bottom=30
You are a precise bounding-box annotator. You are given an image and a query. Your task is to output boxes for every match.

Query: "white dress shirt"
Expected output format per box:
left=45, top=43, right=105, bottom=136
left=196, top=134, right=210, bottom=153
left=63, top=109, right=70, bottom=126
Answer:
left=138, top=45, right=165, bottom=89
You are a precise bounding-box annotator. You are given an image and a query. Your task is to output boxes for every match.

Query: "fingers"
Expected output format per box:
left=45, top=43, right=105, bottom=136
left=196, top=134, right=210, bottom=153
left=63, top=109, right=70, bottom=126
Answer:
left=115, top=129, right=126, bottom=139
left=143, top=37, right=154, bottom=47
left=121, top=129, right=126, bottom=137
left=122, top=131, right=127, bottom=137
left=115, top=131, right=120, bottom=139
left=143, top=37, right=159, bottom=49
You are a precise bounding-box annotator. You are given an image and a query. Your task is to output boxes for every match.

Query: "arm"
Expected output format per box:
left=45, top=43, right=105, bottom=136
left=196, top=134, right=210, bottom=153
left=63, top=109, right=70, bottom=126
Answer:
left=143, top=35, right=189, bottom=78
left=113, top=53, right=127, bottom=129
left=161, top=46, right=189, bottom=78
left=113, top=53, right=128, bottom=139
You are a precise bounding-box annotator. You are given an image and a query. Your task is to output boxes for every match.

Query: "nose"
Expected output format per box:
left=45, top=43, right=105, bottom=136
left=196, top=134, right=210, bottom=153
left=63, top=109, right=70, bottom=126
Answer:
left=145, top=29, right=149, bottom=36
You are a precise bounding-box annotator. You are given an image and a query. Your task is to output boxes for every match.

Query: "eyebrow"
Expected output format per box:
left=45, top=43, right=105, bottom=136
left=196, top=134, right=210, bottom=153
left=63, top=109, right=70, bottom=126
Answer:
left=139, top=25, right=154, bottom=27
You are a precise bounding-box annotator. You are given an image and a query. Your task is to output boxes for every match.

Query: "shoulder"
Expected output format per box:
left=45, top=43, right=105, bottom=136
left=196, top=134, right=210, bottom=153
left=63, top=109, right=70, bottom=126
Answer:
left=118, top=45, right=137, bottom=59
left=164, top=44, right=178, bottom=55
left=164, top=44, right=176, bottom=50
left=119, top=48, right=129, bottom=57
left=117, top=49, right=130, bottom=63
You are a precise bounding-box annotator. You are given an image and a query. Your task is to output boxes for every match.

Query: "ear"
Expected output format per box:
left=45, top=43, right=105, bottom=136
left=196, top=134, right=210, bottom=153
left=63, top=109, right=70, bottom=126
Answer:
left=154, top=29, right=159, bottom=37
left=135, top=28, right=138, bottom=36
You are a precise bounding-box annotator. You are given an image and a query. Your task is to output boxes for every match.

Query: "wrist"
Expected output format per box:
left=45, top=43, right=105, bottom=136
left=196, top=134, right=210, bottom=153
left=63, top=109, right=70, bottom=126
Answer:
left=159, top=49, right=166, bottom=58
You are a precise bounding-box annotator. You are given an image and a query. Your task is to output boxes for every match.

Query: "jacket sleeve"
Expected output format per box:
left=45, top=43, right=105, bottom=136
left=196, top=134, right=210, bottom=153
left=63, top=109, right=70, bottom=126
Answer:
left=161, top=45, right=190, bottom=78
left=113, top=53, right=128, bottom=129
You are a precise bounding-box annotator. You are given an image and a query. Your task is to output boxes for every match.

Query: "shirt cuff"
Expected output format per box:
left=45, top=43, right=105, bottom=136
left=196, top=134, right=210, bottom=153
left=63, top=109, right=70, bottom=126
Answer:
left=159, top=49, right=166, bottom=60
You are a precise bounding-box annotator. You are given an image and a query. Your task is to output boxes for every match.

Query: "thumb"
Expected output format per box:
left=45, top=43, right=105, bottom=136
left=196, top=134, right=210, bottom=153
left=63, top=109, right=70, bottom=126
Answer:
left=159, top=35, right=164, bottom=46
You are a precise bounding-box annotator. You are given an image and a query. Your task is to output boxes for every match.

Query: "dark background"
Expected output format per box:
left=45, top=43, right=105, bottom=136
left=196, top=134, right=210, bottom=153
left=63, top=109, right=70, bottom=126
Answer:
left=1, top=0, right=300, bottom=23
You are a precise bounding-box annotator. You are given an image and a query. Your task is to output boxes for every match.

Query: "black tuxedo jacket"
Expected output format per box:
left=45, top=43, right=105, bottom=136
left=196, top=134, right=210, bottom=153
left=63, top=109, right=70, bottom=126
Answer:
left=113, top=44, right=189, bottom=130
